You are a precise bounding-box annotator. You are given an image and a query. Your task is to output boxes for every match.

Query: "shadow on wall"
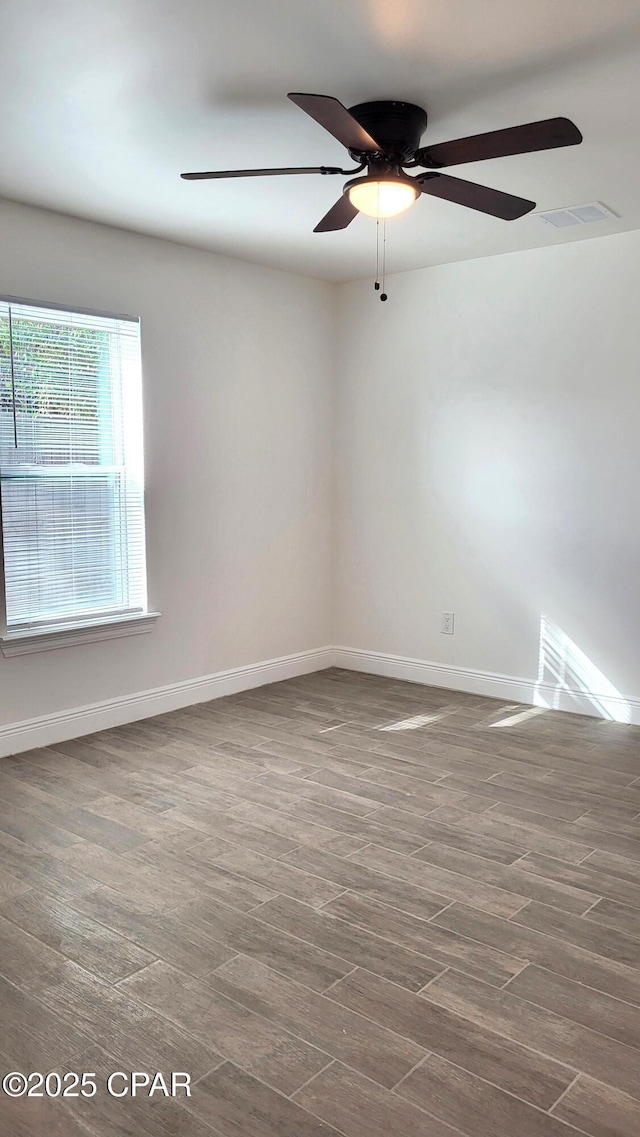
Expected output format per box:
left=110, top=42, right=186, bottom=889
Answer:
left=534, top=613, right=631, bottom=724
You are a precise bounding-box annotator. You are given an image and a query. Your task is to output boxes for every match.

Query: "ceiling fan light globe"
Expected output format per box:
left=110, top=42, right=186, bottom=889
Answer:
left=346, top=176, right=419, bottom=219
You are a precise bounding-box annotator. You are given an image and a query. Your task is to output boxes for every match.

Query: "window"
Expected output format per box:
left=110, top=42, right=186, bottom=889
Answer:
left=0, top=298, right=153, bottom=650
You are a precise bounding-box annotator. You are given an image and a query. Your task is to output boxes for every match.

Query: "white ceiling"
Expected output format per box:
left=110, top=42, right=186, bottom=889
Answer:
left=2, top=0, right=640, bottom=281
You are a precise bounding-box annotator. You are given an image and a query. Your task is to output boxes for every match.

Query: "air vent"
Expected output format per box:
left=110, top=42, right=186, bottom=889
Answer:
left=538, top=202, right=618, bottom=228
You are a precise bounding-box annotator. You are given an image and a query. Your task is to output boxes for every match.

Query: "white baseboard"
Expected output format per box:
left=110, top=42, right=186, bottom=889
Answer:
left=3, top=642, right=638, bottom=758
left=0, top=646, right=334, bottom=758
left=334, top=646, right=640, bottom=726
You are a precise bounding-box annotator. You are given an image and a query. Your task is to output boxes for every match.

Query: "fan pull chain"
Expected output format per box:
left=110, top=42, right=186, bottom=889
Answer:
left=374, top=217, right=388, bottom=301
left=380, top=219, right=388, bottom=301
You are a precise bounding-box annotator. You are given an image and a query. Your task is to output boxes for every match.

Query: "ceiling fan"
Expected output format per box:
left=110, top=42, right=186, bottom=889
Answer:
left=181, top=93, right=582, bottom=232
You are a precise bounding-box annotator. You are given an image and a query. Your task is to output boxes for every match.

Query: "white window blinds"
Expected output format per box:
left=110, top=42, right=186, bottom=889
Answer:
left=0, top=299, right=148, bottom=633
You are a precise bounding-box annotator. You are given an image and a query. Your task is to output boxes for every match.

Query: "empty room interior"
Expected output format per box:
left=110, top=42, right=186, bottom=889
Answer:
left=1, top=2, right=640, bottom=1136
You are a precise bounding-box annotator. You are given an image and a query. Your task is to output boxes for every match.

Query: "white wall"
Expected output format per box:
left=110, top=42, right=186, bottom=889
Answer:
left=0, top=200, right=334, bottom=731
left=335, top=230, right=640, bottom=716
left=2, top=201, right=639, bottom=741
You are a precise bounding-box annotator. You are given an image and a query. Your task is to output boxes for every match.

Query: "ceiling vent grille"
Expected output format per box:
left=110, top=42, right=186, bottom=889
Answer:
left=538, top=202, right=618, bottom=228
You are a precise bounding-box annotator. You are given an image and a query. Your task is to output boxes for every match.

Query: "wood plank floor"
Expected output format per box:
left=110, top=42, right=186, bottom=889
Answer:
left=1, top=668, right=639, bottom=1137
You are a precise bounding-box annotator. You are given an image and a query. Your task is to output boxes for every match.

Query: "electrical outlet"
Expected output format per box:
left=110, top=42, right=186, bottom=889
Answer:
left=441, top=611, right=454, bottom=635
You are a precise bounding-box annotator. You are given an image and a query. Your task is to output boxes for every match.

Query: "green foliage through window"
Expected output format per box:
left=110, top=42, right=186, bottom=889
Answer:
left=0, top=318, right=106, bottom=421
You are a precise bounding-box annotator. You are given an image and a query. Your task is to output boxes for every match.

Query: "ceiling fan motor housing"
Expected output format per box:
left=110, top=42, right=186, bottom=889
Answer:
left=347, top=101, right=428, bottom=162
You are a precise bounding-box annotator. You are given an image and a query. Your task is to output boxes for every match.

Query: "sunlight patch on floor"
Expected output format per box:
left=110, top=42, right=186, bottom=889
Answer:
left=489, top=706, right=548, bottom=728
left=378, top=711, right=450, bottom=732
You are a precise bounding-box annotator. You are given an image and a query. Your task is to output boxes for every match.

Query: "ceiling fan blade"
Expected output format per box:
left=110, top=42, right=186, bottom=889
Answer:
left=416, top=118, right=582, bottom=169
left=288, top=93, right=381, bottom=152
left=314, top=195, right=359, bottom=233
left=418, top=172, right=535, bottom=219
left=181, top=166, right=345, bottom=180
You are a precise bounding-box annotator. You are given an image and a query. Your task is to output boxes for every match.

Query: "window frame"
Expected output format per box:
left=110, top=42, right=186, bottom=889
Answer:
left=0, top=294, right=159, bottom=656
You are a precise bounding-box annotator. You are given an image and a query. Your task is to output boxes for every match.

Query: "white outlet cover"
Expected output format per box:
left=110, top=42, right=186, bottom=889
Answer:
left=441, top=612, right=455, bottom=634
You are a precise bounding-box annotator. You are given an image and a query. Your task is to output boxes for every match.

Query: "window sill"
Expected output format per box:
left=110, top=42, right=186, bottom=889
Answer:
left=0, top=611, right=161, bottom=657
